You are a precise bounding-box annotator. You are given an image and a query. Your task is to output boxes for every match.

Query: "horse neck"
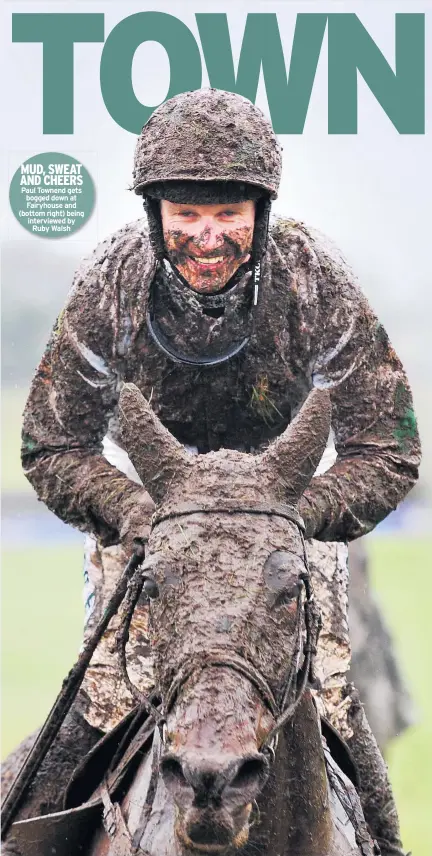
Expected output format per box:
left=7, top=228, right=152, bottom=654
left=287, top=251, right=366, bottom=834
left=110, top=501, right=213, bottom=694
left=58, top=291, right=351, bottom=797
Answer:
left=252, top=690, right=334, bottom=856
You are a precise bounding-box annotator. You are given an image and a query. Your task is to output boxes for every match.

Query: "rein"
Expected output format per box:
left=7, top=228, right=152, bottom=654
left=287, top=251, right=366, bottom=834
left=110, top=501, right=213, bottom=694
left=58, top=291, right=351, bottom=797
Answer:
left=2, top=499, right=322, bottom=850
left=1, top=545, right=147, bottom=841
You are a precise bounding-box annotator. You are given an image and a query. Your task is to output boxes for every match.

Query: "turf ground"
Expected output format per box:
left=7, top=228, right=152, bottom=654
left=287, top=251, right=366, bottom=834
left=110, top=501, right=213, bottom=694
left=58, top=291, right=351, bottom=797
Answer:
left=1, top=538, right=431, bottom=853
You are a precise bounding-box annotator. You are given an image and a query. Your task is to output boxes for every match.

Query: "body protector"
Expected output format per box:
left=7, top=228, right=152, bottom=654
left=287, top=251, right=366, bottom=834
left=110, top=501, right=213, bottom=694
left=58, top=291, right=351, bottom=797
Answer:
left=132, top=89, right=283, bottom=365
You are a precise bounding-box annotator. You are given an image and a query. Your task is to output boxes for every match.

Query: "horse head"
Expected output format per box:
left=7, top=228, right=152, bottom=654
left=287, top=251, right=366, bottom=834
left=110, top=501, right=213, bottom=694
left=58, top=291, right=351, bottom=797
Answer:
left=119, top=383, right=331, bottom=853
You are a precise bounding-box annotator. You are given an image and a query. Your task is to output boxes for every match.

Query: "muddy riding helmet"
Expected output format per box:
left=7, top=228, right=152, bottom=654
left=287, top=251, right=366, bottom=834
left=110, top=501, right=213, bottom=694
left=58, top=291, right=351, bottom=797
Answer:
left=132, top=88, right=282, bottom=265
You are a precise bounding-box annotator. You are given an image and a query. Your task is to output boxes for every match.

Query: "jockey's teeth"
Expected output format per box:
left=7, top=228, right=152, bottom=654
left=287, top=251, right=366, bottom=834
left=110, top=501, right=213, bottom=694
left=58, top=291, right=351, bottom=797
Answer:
left=193, top=257, right=224, bottom=264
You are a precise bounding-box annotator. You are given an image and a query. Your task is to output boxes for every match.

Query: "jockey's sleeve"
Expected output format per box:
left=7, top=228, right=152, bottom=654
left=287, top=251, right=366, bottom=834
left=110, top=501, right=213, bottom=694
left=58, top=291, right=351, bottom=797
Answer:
left=297, top=230, right=421, bottom=542
left=21, top=224, right=154, bottom=546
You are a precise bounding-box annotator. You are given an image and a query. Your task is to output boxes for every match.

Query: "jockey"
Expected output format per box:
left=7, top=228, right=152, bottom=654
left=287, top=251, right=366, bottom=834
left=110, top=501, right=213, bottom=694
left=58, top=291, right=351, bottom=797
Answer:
left=7, top=89, right=420, bottom=856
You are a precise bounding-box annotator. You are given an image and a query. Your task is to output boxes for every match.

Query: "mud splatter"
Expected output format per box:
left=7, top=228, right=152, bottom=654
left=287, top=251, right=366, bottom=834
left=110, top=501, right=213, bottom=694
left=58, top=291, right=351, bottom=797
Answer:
left=21, top=215, right=420, bottom=550
left=163, top=223, right=253, bottom=293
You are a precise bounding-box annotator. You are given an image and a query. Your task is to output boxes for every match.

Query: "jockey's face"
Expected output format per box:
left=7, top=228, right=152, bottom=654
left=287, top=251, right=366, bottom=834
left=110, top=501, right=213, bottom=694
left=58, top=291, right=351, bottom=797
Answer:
left=160, top=200, right=255, bottom=293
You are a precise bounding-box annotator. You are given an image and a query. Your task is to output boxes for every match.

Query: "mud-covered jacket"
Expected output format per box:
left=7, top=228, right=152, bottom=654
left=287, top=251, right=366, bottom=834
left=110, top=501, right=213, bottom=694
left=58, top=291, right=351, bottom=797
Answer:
left=21, top=217, right=421, bottom=544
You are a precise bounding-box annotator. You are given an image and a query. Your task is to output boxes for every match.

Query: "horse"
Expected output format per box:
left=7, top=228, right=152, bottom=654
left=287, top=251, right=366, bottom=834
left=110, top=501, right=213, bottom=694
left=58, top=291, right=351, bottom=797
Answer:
left=8, top=384, right=374, bottom=856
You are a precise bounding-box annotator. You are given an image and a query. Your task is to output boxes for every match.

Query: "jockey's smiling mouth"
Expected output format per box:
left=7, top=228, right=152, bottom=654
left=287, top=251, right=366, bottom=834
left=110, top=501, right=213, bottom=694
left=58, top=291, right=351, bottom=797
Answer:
left=160, top=200, right=255, bottom=294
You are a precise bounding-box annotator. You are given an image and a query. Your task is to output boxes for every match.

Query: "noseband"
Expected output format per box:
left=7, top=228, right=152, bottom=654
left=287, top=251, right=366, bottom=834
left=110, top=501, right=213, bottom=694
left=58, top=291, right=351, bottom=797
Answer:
left=129, top=498, right=322, bottom=757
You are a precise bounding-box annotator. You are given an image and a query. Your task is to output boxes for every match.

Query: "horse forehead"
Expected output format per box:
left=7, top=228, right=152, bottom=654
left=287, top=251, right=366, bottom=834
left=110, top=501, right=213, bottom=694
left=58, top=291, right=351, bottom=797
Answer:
left=172, top=449, right=266, bottom=503
left=150, top=510, right=301, bottom=559
left=192, top=449, right=257, bottom=481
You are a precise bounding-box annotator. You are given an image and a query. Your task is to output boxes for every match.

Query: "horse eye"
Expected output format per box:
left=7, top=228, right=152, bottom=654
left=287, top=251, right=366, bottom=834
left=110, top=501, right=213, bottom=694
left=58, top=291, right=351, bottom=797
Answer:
left=263, top=551, right=303, bottom=600
left=143, top=575, right=160, bottom=600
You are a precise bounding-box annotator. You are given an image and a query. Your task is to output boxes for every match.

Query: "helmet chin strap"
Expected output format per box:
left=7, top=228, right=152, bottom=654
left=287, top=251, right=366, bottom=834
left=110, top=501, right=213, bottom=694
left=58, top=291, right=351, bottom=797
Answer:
left=146, top=307, right=250, bottom=367
left=146, top=265, right=255, bottom=367
left=253, top=261, right=261, bottom=307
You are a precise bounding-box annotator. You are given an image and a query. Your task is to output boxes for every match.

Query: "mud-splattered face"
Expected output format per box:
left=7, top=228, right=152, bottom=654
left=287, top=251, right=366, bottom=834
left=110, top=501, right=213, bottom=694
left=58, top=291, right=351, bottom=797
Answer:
left=160, top=200, right=255, bottom=293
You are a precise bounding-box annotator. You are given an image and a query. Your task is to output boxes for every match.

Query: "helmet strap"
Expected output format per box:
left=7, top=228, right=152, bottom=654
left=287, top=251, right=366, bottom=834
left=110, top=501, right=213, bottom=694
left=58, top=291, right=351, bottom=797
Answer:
left=253, top=261, right=261, bottom=307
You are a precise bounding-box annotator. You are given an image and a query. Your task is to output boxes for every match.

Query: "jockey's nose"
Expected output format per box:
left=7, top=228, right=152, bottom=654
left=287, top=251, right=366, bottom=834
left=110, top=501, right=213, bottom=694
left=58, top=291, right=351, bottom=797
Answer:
left=161, top=752, right=268, bottom=807
left=193, top=222, right=224, bottom=253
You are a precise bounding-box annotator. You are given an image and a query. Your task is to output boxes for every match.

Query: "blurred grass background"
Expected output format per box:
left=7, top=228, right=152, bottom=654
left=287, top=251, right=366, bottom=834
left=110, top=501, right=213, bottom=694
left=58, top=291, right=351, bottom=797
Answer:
left=2, top=390, right=431, bottom=853
left=2, top=388, right=33, bottom=493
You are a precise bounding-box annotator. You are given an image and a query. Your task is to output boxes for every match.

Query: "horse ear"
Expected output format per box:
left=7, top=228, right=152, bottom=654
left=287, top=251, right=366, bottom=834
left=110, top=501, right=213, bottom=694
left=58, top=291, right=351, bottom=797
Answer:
left=119, top=383, right=190, bottom=503
left=258, top=389, right=331, bottom=502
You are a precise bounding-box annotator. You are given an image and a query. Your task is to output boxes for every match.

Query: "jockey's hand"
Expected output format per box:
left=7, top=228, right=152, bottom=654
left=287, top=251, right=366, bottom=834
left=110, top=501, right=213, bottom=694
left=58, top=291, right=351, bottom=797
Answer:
left=119, top=490, right=155, bottom=554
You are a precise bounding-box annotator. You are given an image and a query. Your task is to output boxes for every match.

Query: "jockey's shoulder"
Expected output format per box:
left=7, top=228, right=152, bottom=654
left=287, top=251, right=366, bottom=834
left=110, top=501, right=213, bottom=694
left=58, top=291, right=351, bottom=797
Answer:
left=269, top=215, right=358, bottom=293
left=72, top=218, right=153, bottom=293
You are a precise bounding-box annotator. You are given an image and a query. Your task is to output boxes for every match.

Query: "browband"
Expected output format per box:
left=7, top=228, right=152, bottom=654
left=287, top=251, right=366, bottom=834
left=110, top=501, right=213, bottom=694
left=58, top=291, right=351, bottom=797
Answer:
left=152, top=499, right=305, bottom=531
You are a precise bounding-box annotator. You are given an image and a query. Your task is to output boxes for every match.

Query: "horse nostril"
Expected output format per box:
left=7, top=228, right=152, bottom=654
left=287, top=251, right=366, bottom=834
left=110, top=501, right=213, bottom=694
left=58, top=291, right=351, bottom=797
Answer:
left=162, top=753, right=268, bottom=807
left=162, top=755, right=220, bottom=807
left=227, top=755, right=268, bottom=793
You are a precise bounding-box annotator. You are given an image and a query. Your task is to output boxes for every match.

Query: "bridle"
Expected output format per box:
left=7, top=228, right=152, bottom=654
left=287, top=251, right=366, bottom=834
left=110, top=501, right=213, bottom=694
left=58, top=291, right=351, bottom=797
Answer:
left=1, top=499, right=322, bottom=850
left=97, top=499, right=323, bottom=854
left=126, top=498, right=323, bottom=758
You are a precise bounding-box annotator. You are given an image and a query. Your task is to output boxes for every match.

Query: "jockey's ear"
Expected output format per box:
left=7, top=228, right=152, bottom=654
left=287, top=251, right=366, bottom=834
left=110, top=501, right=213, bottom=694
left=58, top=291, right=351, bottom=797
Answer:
left=119, top=383, right=191, bottom=504
left=257, top=388, right=331, bottom=503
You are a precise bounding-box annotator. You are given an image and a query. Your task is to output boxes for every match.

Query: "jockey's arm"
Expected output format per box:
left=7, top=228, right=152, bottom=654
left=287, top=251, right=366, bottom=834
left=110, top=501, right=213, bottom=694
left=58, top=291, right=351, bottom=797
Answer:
left=297, top=232, right=421, bottom=542
left=21, top=232, right=154, bottom=547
